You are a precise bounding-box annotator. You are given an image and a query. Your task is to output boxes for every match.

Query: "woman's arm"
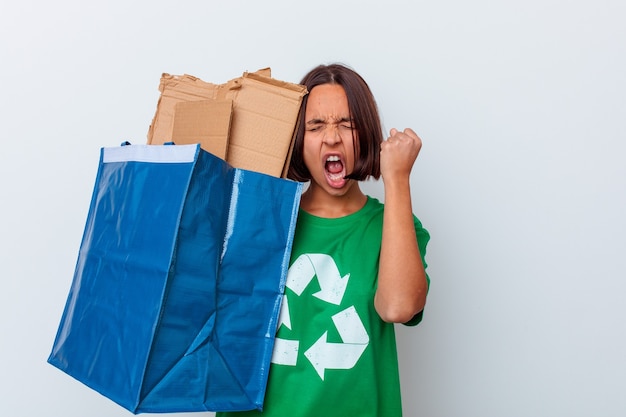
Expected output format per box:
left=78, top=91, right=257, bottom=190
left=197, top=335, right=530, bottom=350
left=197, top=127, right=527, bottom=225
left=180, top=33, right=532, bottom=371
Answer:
left=374, top=128, right=428, bottom=323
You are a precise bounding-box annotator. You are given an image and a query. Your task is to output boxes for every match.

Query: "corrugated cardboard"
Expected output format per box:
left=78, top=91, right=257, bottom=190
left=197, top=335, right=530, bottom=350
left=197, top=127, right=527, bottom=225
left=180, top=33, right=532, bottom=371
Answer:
left=147, top=68, right=307, bottom=178
left=147, top=69, right=270, bottom=146
left=171, top=99, right=233, bottom=161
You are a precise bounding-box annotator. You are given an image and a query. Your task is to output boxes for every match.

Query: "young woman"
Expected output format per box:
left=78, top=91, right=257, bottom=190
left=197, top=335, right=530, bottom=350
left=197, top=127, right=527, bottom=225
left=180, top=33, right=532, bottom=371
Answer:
left=218, top=63, right=430, bottom=417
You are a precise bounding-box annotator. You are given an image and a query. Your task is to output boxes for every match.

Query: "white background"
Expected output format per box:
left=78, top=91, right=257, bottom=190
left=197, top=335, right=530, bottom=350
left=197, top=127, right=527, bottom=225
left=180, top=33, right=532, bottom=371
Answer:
left=1, top=1, right=625, bottom=416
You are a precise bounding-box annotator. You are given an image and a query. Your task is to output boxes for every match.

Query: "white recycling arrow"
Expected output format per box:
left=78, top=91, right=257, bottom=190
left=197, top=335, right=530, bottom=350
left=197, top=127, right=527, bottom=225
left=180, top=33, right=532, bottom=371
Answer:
left=277, top=294, right=292, bottom=330
left=273, top=295, right=298, bottom=365
left=271, top=336, right=299, bottom=366
left=286, top=253, right=350, bottom=305
left=272, top=254, right=369, bottom=376
left=304, top=306, right=369, bottom=380
left=276, top=254, right=350, bottom=337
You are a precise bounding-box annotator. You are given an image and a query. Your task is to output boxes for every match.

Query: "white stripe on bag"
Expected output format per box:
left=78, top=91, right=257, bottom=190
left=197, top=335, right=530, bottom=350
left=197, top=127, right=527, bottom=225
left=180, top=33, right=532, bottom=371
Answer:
left=103, top=144, right=199, bottom=164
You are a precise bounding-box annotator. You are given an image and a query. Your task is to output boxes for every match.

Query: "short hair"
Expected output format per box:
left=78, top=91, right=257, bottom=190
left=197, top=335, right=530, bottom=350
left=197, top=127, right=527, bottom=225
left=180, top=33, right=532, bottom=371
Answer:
left=288, top=63, right=383, bottom=182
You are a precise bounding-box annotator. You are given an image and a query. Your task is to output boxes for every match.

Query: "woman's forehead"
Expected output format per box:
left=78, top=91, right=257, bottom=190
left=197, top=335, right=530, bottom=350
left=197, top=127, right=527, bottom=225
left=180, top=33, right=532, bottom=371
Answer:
left=306, top=84, right=350, bottom=121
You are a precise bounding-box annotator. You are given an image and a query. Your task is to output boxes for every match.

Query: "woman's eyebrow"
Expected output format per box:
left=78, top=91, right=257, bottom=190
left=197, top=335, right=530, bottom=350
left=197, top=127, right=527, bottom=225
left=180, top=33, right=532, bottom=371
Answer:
left=306, top=116, right=353, bottom=125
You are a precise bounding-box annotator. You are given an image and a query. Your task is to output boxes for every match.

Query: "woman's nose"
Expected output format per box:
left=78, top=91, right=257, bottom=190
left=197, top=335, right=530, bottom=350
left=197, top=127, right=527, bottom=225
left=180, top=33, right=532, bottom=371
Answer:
left=322, top=125, right=342, bottom=145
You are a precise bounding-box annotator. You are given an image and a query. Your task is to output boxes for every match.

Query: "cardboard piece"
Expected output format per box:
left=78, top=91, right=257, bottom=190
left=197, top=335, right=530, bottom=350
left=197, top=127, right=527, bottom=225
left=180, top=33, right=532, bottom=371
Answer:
left=172, top=99, right=233, bottom=161
left=147, top=68, right=307, bottom=178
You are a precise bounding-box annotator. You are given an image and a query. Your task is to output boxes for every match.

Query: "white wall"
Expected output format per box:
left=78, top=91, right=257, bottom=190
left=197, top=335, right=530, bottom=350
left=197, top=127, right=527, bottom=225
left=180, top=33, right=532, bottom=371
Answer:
left=2, top=1, right=625, bottom=416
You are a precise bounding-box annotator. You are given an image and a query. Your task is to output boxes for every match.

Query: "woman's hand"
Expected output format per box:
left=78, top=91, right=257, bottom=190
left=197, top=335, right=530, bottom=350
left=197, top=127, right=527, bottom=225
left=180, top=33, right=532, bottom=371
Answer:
left=380, top=128, right=422, bottom=183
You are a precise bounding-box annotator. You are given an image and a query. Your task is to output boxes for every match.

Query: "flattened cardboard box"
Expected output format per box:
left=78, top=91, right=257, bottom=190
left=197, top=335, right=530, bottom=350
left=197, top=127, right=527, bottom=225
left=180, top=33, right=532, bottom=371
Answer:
left=147, top=68, right=270, bottom=146
left=172, top=99, right=233, bottom=161
left=147, top=68, right=307, bottom=178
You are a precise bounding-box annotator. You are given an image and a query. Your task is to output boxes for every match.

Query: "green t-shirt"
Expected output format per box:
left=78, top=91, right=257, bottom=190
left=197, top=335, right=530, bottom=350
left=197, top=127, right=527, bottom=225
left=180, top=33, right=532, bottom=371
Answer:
left=218, top=196, right=429, bottom=417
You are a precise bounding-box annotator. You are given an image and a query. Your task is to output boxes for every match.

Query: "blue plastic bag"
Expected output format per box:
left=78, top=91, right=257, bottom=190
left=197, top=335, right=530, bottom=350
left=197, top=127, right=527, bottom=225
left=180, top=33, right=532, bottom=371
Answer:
left=48, top=143, right=302, bottom=413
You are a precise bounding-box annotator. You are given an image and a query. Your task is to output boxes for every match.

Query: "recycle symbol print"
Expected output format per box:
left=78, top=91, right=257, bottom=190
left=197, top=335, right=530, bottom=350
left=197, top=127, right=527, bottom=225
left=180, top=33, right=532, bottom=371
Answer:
left=271, top=253, right=370, bottom=380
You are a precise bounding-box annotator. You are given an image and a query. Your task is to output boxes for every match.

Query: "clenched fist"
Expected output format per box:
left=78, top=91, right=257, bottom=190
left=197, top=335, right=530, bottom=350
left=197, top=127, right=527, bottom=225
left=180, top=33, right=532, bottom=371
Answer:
left=380, top=128, right=422, bottom=183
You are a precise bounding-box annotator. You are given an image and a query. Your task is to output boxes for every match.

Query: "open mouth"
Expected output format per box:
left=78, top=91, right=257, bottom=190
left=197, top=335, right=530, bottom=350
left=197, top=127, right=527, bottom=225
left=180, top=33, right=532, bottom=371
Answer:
left=325, top=155, right=347, bottom=186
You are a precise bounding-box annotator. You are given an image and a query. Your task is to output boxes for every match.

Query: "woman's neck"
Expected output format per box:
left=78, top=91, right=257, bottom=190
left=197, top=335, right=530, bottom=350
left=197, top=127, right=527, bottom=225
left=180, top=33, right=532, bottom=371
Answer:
left=299, top=182, right=367, bottom=218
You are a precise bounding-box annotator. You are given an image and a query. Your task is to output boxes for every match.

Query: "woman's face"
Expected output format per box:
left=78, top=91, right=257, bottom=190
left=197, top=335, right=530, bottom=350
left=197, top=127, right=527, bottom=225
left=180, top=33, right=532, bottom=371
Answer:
left=302, top=83, right=358, bottom=197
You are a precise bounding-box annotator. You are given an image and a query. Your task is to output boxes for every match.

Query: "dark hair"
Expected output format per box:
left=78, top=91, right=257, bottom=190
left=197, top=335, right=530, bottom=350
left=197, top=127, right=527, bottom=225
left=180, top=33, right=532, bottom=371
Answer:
left=288, top=63, right=383, bottom=182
